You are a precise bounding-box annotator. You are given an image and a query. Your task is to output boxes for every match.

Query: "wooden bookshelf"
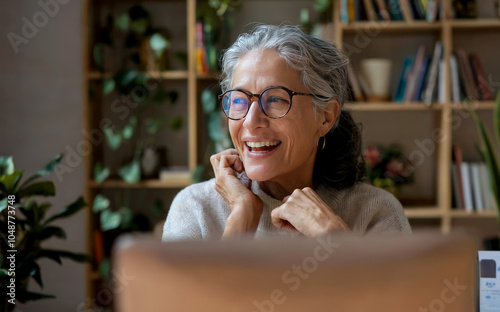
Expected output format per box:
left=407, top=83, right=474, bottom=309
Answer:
left=82, top=0, right=499, bottom=304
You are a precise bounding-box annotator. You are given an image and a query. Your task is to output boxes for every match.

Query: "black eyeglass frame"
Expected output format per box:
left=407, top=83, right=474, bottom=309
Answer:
left=218, top=86, right=327, bottom=120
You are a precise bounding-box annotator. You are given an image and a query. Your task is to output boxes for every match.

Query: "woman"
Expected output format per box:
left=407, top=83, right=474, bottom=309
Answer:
left=163, top=25, right=411, bottom=241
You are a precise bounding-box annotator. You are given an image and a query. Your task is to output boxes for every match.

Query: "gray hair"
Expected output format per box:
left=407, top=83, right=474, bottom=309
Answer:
left=220, top=25, right=350, bottom=119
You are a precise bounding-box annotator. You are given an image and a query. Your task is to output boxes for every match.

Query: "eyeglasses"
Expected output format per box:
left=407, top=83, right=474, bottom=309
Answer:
left=218, top=86, right=325, bottom=120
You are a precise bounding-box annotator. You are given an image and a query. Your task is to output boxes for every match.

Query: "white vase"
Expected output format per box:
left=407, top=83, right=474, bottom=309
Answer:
left=360, top=58, right=393, bottom=101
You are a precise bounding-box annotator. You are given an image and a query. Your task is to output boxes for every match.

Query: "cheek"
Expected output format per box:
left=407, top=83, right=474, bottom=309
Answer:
left=228, top=121, right=242, bottom=149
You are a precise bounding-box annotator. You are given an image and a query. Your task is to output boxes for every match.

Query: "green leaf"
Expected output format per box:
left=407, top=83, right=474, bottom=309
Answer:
left=201, top=88, right=217, bottom=113
left=119, top=207, right=133, bottom=229
left=38, top=249, right=62, bottom=264
left=44, top=196, right=86, bottom=225
left=0, top=156, right=14, bottom=175
left=114, top=69, right=139, bottom=93
left=150, top=33, right=170, bottom=58
left=18, top=181, right=55, bottom=198
left=0, top=269, right=8, bottom=276
left=149, top=198, right=165, bottom=218
left=0, top=197, right=7, bottom=213
left=94, top=162, right=110, bottom=184
left=118, top=159, right=141, bottom=183
left=103, top=77, right=115, bottom=96
left=130, top=19, right=149, bottom=35
left=93, top=44, right=104, bottom=72
left=145, top=117, right=164, bottom=134
left=100, top=209, right=122, bottom=231
left=122, top=116, right=137, bottom=139
left=30, top=262, right=43, bottom=288
left=0, top=169, right=24, bottom=193
left=114, top=13, right=130, bottom=31
left=103, top=126, right=123, bottom=150
left=168, top=90, right=179, bottom=105
left=38, top=226, right=67, bottom=241
left=169, top=116, right=183, bottom=131
left=93, top=194, right=110, bottom=212
left=98, top=257, right=111, bottom=280
left=39, top=249, right=91, bottom=264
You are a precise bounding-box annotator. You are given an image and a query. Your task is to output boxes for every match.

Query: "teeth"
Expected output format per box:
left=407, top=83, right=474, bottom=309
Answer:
left=246, top=141, right=279, bottom=148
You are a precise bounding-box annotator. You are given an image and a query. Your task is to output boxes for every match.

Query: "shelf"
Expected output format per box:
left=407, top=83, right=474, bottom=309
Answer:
left=345, top=102, right=443, bottom=111
left=341, top=21, right=442, bottom=34
left=449, top=19, right=500, bottom=30
left=450, top=210, right=498, bottom=218
left=87, top=70, right=189, bottom=80
left=197, top=73, right=219, bottom=80
left=450, top=101, right=496, bottom=110
left=404, top=208, right=443, bottom=218
left=89, top=172, right=192, bottom=189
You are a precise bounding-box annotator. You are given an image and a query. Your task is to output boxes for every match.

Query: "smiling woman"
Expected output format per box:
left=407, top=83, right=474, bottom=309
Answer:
left=162, top=25, right=411, bottom=240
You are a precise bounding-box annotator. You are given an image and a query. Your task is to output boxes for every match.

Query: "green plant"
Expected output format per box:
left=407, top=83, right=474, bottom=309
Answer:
left=466, top=91, right=500, bottom=229
left=0, top=155, right=89, bottom=311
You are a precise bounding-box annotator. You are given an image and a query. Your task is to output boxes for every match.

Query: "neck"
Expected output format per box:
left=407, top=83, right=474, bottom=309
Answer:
left=258, top=177, right=317, bottom=201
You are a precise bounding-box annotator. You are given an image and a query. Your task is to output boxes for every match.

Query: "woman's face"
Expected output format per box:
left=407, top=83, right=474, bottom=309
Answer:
left=229, top=49, right=333, bottom=187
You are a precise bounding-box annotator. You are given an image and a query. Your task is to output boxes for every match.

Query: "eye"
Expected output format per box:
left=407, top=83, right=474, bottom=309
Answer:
left=266, top=96, right=288, bottom=103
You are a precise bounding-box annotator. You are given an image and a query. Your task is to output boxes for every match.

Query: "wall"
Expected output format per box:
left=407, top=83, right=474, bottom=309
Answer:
left=0, top=0, right=86, bottom=310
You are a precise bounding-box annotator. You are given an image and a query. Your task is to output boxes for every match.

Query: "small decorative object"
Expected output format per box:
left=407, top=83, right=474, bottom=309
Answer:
left=363, top=144, right=415, bottom=197
left=140, top=145, right=167, bottom=179
left=452, top=0, right=477, bottom=19
left=359, top=58, right=393, bottom=101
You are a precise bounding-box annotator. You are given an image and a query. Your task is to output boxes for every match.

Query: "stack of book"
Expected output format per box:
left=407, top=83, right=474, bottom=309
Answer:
left=449, top=50, right=493, bottom=103
left=195, top=22, right=218, bottom=75
left=451, top=146, right=497, bottom=212
left=341, top=0, right=441, bottom=23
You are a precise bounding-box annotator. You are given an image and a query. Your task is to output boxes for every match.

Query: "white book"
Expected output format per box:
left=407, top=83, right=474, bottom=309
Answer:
left=449, top=55, right=461, bottom=103
left=470, top=163, right=484, bottom=212
left=438, top=59, right=445, bottom=104
left=478, top=163, right=492, bottom=210
left=480, top=163, right=495, bottom=211
left=460, top=162, right=474, bottom=212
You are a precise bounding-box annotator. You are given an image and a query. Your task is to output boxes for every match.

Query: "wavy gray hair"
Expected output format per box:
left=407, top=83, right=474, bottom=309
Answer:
left=220, top=25, right=350, bottom=119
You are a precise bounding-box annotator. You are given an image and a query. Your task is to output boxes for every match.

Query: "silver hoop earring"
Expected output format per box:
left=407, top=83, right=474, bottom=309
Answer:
left=320, top=136, right=326, bottom=150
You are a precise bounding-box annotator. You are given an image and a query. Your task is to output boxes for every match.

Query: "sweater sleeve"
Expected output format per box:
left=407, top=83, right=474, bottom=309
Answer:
left=363, top=192, right=412, bottom=235
left=162, top=187, right=203, bottom=241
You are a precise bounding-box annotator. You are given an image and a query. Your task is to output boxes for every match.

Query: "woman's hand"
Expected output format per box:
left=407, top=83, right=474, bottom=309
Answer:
left=210, top=149, right=263, bottom=238
left=271, top=187, right=350, bottom=237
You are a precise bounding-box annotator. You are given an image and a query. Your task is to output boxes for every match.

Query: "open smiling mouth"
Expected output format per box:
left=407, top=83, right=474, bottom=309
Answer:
left=245, top=141, right=281, bottom=152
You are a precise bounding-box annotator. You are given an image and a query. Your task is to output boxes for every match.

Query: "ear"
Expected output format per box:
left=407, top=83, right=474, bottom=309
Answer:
left=318, top=100, right=340, bottom=137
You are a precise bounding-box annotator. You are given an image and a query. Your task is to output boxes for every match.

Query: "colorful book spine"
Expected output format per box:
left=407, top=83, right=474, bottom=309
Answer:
left=423, top=41, right=443, bottom=106
left=469, top=53, right=493, bottom=101
left=363, top=0, right=378, bottom=20
left=394, top=56, right=415, bottom=102
left=342, top=0, right=350, bottom=23
left=398, top=0, right=415, bottom=21
left=195, top=22, right=209, bottom=74
left=403, top=46, right=425, bottom=102
left=413, top=56, right=430, bottom=101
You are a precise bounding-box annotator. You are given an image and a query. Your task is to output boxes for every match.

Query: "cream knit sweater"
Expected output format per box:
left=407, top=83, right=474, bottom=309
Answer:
left=162, top=179, right=411, bottom=241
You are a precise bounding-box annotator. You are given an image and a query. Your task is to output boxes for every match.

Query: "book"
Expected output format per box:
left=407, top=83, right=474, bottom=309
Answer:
left=348, top=0, right=356, bottom=22
left=93, top=229, right=105, bottom=266
left=453, top=0, right=477, bottom=18
left=363, top=0, right=379, bottom=20
left=460, top=162, right=473, bottom=212
left=470, top=163, right=484, bottom=212
left=413, top=56, right=430, bottom=101
left=457, top=49, right=479, bottom=101
left=373, top=0, right=391, bottom=20
left=195, top=22, right=209, bottom=74
left=394, top=56, right=415, bottom=102
left=438, top=59, right=445, bottom=104
left=387, top=0, right=404, bottom=20
left=426, top=0, right=439, bottom=21
left=451, top=162, right=462, bottom=209
left=347, top=63, right=365, bottom=101
left=403, top=46, right=426, bottom=102
left=479, top=163, right=495, bottom=211
left=453, top=146, right=466, bottom=209
left=449, top=54, right=461, bottom=103
left=398, top=0, right=415, bottom=21
left=342, top=0, right=350, bottom=23
left=469, top=53, right=493, bottom=101
left=423, top=41, right=443, bottom=106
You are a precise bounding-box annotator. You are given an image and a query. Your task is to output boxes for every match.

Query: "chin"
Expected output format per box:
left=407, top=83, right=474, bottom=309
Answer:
left=244, top=166, right=274, bottom=183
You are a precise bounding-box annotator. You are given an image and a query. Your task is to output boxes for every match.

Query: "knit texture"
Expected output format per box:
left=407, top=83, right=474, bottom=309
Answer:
left=162, top=179, right=411, bottom=241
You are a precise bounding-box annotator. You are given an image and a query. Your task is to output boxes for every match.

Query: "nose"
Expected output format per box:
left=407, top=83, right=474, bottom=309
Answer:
left=243, top=98, right=268, bottom=130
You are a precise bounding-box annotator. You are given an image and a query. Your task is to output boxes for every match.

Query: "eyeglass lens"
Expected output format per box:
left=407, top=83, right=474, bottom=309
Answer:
left=222, top=88, right=291, bottom=119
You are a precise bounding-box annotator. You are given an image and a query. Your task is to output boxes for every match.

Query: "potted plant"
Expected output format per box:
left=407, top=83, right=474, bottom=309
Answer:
left=467, top=91, right=500, bottom=248
left=363, top=144, right=415, bottom=197
left=0, top=155, right=89, bottom=311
